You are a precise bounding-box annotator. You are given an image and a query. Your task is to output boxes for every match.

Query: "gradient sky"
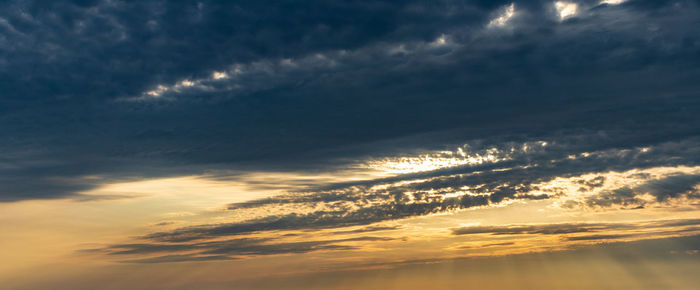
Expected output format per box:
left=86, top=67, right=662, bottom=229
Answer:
left=1, top=0, right=700, bottom=289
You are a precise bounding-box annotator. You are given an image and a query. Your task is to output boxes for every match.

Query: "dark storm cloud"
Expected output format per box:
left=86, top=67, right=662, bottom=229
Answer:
left=637, top=174, right=700, bottom=201
left=2, top=0, right=700, bottom=201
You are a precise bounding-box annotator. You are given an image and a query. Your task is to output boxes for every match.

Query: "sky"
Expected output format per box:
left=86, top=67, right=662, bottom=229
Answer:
left=1, top=0, right=700, bottom=289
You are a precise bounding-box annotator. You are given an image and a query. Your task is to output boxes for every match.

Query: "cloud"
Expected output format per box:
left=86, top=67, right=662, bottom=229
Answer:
left=99, top=236, right=395, bottom=263
left=102, top=218, right=700, bottom=264
left=332, top=225, right=402, bottom=234
left=459, top=241, right=516, bottom=249
left=146, top=161, right=700, bottom=243
left=638, top=174, right=700, bottom=201
left=564, top=233, right=638, bottom=241
left=0, top=0, right=699, bottom=208
left=225, top=138, right=699, bottom=206
left=452, top=219, right=700, bottom=239
left=3, top=2, right=700, bottom=288
left=488, top=3, right=517, bottom=28
left=554, top=1, right=579, bottom=20
left=124, top=137, right=700, bottom=242
left=146, top=196, right=489, bottom=242
left=600, top=0, right=627, bottom=5
left=120, top=254, right=237, bottom=264
left=452, top=222, right=630, bottom=235
left=583, top=173, right=700, bottom=208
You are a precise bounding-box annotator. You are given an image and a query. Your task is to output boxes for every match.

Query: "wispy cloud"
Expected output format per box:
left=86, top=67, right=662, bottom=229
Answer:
left=97, top=236, right=395, bottom=263
left=135, top=137, right=700, bottom=243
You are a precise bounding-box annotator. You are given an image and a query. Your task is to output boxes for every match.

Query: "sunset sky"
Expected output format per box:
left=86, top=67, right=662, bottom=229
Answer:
left=1, top=0, right=700, bottom=289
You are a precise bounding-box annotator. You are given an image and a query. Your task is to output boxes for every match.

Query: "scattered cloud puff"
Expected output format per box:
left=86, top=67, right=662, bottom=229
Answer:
left=600, top=0, right=627, bottom=5
left=554, top=1, right=579, bottom=20
left=488, top=3, right=517, bottom=28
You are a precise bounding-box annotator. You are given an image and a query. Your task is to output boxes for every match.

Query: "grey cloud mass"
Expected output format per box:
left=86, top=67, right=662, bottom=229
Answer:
left=2, top=0, right=700, bottom=201
left=583, top=173, right=700, bottom=208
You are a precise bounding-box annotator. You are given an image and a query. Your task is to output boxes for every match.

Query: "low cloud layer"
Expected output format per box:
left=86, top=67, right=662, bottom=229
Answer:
left=97, top=236, right=395, bottom=263
left=452, top=219, right=700, bottom=236
left=100, top=218, right=700, bottom=263
left=137, top=138, right=700, bottom=242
